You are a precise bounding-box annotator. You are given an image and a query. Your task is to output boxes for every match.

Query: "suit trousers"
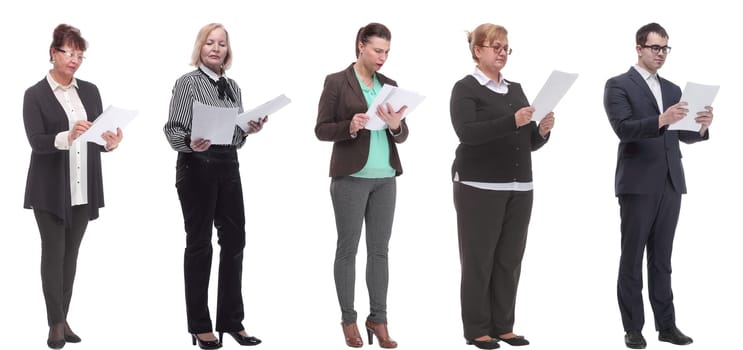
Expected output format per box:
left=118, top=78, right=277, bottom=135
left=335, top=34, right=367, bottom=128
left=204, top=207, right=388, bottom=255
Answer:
left=453, top=182, right=533, bottom=340
left=34, top=205, right=89, bottom=326
left=617, top=175, right=681, bottom=331
left=330, top=176, right=396, bottom=324
left=176, top=149, right=246, bottom=334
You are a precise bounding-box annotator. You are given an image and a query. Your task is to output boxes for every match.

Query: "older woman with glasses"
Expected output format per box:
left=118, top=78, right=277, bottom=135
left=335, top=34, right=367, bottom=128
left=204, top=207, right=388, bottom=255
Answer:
left=22, top=23, right=123, bottom=349
left=449, top=23, right=555, bottom=349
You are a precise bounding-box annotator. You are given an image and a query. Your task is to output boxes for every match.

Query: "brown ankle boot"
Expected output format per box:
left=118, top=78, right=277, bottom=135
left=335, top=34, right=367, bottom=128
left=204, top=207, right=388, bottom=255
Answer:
left=341, top=322, right=363, bottom=348
left=365, top=320, right=398, bottom=348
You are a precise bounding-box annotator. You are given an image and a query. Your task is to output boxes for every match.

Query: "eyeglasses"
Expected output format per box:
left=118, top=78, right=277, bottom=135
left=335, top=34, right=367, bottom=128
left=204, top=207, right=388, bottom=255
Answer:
left=479, top=44, right=512, bottom=56
left=55, top=48, right=86, bottom=61
left=640, top=44, right=671, bottom=54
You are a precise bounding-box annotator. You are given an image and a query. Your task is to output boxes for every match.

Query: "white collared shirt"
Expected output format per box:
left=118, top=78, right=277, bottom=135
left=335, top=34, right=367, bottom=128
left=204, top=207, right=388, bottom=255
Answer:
left=47, top=73, right=88, bottom=206
left=472, top=67, right=510, bottom=94
left=634, top=65, right=664, bottom=112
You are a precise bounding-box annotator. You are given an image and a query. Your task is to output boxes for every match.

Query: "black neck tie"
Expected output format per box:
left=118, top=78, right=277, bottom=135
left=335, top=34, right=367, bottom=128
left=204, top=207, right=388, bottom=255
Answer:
left=216, top=76, right=235, bottom=102
left=199, top=68, right=235, bottom=102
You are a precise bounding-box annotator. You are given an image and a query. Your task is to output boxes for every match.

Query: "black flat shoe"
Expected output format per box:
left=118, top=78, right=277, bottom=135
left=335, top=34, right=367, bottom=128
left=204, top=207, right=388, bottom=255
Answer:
left=191, top=334, right=222, bottom=349
left=497, top=335, right=530, bottom=346
left=48, top=323, right=66, bottom=349
left=47, top=339, right=65, bottom=349
left=466, top=338, right=500, bottom=349
left=63, top=322, right=81, bottom=343
left=659, top=325, right=693, bottom=345
left=624, top=330, right=647, bottom=349
left=220, top=331, right=262, bottom=346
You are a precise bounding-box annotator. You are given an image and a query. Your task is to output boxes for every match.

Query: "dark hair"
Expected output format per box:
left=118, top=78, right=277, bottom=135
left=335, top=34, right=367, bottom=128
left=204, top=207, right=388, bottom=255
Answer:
left=49, top=24, right=87, bottom=62
left=636, top=22, right=668, bottom=45
left=355, top=23, right=391, bottom=58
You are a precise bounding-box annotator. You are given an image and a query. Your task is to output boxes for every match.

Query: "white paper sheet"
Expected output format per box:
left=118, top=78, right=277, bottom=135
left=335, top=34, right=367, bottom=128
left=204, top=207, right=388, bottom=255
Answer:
left=365, top=84, right=425, bottom=130
left=668, top=82, right=719, bottom=132
left=77, top=105, right=138, bottom=146
left=191, top=100, right=239, bottom=145
left=530, top=70, right=579, bottom=122
left=236, top=94, right=291, bottom=132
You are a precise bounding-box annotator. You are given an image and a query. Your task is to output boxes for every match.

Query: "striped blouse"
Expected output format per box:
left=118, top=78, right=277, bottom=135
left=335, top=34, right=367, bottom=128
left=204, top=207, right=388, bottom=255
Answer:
left=164, top=65, right=247, bottom=152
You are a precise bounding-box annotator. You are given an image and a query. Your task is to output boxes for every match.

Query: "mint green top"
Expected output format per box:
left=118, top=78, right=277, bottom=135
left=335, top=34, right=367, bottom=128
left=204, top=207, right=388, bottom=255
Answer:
left=351, top=71, right=395, bottom=178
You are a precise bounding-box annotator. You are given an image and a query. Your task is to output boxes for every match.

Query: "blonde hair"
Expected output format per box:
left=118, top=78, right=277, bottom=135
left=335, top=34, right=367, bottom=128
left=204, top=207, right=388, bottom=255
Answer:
left=467, top=23, right=508, bottom=63
left=190, top=23, right=233, bottom=71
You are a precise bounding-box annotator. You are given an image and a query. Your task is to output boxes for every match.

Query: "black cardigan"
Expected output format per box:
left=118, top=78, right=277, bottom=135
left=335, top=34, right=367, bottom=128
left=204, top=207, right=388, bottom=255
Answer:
left=450, top=75, right=548, bottom=183
left=23, top=77, right=105, bottom=223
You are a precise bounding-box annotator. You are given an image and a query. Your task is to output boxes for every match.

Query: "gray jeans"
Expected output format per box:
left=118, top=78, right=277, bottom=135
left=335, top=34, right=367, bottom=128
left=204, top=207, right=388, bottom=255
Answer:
left=330, top=176, right=396, bottom=324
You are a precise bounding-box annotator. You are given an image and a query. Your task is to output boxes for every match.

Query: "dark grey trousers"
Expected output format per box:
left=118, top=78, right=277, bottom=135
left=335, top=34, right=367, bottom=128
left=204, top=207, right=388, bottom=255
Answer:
left=454, top=182, right=533, bottom=340
left=330, top=176, right=396, bottom=324
left=34, top=205, right=88, bottom=326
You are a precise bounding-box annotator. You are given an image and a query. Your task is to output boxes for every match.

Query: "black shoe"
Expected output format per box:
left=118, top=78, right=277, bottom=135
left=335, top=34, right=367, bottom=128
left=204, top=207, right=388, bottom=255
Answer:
left=63, top=322, right=81, bottom=343
left=47, top=339, right=65, bottom=349
left=497, top=335, right=530, bottom=346
left=659, top=325, right=693, bottom=345
left=48, top=323, right=66, bottom=349
left=624, top=330, right=646, bottom=349
left=466, top=338, right=500, bottom=349
left=191, top=334, right=222, bottom=349
left=219, top=331, right=262, bottom=346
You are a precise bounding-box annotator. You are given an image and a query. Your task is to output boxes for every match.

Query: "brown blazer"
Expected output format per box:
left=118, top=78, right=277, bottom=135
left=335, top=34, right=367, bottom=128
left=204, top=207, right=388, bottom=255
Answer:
left=315, top=63, right=409, bottom=177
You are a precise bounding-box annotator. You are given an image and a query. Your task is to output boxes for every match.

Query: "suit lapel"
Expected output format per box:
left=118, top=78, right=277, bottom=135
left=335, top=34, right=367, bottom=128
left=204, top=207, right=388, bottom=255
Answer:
left=627, top=68, right=660, bottom=114
left=344, top=65, right=367, bottom=108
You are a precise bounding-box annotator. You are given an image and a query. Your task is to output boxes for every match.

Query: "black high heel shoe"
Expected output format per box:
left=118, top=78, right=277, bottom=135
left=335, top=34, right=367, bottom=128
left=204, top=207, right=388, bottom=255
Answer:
left=219, top=331, right=262, bottom=346
left=191, top=334, right=222, bottom=349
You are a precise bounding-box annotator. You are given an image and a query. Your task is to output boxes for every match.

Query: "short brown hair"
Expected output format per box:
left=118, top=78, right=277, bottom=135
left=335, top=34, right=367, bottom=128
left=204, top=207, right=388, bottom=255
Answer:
left=190, top=23, right=233, bottom=72
left=467, top=23, right=508, bottom=63
left=636, top=22, right=669, bottom=45
left=49, top=24, right=87, bottom=62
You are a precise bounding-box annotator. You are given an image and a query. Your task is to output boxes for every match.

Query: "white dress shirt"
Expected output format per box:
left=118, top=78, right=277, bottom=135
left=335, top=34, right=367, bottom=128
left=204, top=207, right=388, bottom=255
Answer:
left=47, top=73, right=88, bottom=206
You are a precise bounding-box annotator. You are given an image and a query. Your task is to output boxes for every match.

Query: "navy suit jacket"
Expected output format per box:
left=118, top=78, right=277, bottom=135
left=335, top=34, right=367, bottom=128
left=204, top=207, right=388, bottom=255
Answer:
left=604, top=67, right=708, bottom=195
left=23, top=77, right=106, bottom=223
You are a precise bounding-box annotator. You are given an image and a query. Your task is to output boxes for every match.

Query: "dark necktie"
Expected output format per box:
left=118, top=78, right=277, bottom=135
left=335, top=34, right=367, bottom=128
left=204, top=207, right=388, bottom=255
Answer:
left=216, top=76, right=236, bottom=102
left=199, top=68, right=235, bottom=102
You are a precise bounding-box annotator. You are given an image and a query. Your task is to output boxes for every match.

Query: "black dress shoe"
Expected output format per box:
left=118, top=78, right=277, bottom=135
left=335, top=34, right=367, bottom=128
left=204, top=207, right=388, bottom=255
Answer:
left=466, top=338, right=500, bottom=349
left=497, top=335, right=530, bottom=346
left=624, top=330, right=647, bottom=349
left=191, top=334, right=222, bottom=349
left=63, top=322, right=81, bottom=343
left=659, top=325, right=693, bottom=345
left=47, top=339, right=65, bottom=349
left=220, top=331, right=262, bottom=346
left=48, top=323, right=66, bottom=349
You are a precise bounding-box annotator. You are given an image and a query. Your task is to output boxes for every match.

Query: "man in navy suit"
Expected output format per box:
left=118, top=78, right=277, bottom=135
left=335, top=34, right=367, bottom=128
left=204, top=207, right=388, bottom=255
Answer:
left=603, top=22, right=714, bottom=349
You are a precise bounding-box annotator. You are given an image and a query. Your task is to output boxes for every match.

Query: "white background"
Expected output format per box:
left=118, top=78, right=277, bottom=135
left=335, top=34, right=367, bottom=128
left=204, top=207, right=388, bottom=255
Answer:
left=2, top=1, right=740, bottom=349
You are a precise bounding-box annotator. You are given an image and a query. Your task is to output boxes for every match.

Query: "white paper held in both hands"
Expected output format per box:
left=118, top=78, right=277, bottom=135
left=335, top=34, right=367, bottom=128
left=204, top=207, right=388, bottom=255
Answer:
left=668, top=82, right=719, bottom=132
left=530, top=70, right=579, bottom=122
left=77, top=105, right=138, bottom=146
left=365, top=84, right=425, bottom=130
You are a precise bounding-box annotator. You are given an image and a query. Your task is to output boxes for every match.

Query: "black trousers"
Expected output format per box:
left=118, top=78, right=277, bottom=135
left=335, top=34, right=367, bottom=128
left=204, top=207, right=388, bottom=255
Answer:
left=176, top=148, right=246, bottom=334
left=34, top=205, right=88, bottom=326
left=617, top=176, right=681, bottom=331
left=453, top=182, right=533, bottom=341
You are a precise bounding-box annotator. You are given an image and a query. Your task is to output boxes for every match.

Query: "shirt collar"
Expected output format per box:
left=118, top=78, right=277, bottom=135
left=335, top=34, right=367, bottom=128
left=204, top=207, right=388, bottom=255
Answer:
left=46, top=72, right=78, bottom=91
left=633, top=64, right=658, bottom=82
left=199, top=64, right=223, bottom=81
left=472, top=66, right=509, bottom=87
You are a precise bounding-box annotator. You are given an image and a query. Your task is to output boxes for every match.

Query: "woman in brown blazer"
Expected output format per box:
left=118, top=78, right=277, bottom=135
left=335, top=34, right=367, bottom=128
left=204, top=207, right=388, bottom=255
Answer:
left=315, top=22, right=409, bottom=349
